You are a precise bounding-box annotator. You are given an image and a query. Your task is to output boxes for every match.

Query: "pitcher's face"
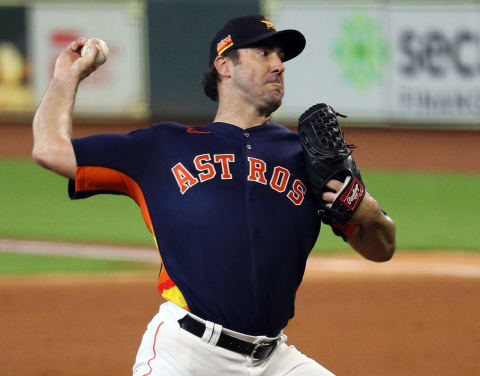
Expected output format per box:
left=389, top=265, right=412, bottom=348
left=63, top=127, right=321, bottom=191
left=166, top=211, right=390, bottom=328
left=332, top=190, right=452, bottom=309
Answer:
left=230, top=46, right=286, bottom=115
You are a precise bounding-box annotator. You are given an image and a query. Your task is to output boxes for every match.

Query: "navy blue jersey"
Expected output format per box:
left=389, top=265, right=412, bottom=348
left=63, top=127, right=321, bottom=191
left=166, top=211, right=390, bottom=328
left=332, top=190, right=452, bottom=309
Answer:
left=69, top=121, right=321, bottom=336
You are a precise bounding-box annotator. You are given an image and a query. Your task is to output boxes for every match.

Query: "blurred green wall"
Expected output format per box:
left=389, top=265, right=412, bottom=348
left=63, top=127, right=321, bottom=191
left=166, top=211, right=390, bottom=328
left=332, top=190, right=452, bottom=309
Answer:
left=147, top=0, right=259, bottom=121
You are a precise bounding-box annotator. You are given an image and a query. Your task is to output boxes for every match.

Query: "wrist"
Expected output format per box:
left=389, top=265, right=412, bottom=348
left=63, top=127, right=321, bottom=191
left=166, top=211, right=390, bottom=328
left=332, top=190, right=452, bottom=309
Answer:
left=49, top=76, right=80, bottom=99
left=51, top=74, right=80, bottom=87
left=349, top=193, right=383, bottom=225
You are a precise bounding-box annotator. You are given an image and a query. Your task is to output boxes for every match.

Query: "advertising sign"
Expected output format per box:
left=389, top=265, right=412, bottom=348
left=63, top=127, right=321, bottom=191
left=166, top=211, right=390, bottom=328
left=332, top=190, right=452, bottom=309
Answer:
left=272, top=2, right=480, bottom=124
left=390, top=5, right=480, bottom=121
left=0, top=6, right=32, bottom=114
left=29, top=3, right=147, bottom=117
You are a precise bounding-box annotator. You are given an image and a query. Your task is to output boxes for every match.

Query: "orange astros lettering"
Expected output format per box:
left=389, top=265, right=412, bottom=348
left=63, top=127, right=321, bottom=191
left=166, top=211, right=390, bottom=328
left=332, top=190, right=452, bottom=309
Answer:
left=247, top=157, right=268, bottom=184
left=287, top=179, right=306, bottom=206
left=213, top=154, right=235, bottom=179
left=171, top=163, right=199, bottom=194
left=194, top=154, right=216, bottom=182
left=171, top=154, right=307, bottom=206
left=270, top=166, right=290, bottom=193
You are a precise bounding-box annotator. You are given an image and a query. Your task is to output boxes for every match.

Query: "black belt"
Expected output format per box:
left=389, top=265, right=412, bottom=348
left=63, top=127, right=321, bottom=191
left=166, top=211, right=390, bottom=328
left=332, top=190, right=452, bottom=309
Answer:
left=178, top=315, right=278, bottom=360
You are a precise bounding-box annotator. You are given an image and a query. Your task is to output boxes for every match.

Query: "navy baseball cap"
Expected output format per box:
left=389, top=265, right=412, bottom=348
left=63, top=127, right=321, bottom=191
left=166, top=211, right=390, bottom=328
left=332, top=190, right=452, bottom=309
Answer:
left=208, top=15, right=306, bottom=67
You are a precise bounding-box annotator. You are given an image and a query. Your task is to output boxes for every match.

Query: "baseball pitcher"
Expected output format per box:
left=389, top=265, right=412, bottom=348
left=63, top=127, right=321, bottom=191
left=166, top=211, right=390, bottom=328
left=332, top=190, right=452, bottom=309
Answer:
left=32, top=15, right=396, bottom=376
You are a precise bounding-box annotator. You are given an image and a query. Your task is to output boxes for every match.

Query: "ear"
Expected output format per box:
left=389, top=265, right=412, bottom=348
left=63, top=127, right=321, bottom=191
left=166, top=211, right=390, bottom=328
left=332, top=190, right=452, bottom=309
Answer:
left=214, top=55, right=232, bottom=79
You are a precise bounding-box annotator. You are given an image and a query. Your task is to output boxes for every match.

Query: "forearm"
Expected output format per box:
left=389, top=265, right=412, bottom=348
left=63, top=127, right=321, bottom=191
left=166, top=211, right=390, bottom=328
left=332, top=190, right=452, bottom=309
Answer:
left=32, top=77, right=78, bottom=179
left=346, top=194, right=396, bottom=262
left=32, top=38, right=99, bottom=179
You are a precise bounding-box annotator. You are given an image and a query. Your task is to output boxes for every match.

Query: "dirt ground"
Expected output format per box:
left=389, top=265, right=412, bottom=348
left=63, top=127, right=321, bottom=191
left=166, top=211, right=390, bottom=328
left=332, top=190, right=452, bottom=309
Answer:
left=0, top=259, right=479, bottom=376
left=1, top=122, right=479, bottom=375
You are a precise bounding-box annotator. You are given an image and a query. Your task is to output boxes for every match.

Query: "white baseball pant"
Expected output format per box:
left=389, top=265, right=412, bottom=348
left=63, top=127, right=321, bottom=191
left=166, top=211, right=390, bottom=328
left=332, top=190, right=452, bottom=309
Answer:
left=133, top=301, right=335, bottom=376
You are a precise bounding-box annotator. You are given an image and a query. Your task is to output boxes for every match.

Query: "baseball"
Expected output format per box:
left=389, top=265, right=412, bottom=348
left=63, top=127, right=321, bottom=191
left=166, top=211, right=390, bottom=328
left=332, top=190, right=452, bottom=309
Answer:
left=81, top=38, right=109, bottom=66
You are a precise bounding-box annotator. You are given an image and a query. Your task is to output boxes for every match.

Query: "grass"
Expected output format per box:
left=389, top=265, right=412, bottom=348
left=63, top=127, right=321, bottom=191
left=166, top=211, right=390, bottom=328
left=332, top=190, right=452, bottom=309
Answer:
left=1, top=158, right=480, bottom=253
left=0, top=158, right=153, bottom=246
left=0, top=251, right=156, bottom=275
left=366, top=171, right=478, bottom=250
left=313, top=170, right=480, bottom=252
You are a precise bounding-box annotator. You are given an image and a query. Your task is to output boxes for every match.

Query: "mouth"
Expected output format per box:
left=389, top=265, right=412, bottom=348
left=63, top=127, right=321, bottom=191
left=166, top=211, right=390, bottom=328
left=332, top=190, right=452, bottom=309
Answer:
left=269, top=82, right=283, bottom=94
left=266, top=79, right=281, bottom=85
left=264, top=76, right=284, bottom=98
left=265, top=75, right=282, bottom=85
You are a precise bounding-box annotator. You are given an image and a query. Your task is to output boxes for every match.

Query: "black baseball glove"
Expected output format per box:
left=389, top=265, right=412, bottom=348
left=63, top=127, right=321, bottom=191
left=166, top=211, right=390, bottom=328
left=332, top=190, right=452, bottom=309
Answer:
left=298, top=103, right=365, bottom=225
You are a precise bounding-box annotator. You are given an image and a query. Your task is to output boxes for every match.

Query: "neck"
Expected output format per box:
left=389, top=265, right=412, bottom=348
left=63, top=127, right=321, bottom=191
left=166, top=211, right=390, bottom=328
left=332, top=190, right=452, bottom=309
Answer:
left=213, top=95, right=272, bottom=130
left=213, top=111, right=271, bottom=130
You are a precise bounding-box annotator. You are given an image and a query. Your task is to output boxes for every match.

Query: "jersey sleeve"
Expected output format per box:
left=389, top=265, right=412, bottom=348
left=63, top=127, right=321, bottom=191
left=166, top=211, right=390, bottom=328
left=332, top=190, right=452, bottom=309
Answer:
left=68, top=127, right=154, bottom=200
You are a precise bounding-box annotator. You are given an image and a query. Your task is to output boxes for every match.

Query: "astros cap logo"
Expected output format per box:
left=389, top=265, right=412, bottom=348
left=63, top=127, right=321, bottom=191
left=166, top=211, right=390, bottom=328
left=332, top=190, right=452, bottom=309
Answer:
left=260, top=17, right=275, bottom=30
left=217, top=35, right=233, bottom=55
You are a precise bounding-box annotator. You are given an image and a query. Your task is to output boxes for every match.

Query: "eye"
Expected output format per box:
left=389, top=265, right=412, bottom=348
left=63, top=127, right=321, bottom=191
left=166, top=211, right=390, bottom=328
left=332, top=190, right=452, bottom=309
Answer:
left=258, top=48, right=267, bottom=56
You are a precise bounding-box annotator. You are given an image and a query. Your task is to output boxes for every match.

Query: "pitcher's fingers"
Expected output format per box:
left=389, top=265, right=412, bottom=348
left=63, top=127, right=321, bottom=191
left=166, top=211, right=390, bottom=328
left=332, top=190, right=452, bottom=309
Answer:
left=70, top=37, right=87, bottom=53
left=325, top=179, right=344, bottom=192
left=81, top=43, right=99, bottom=66
left=322, top=191, right=336, bottom=203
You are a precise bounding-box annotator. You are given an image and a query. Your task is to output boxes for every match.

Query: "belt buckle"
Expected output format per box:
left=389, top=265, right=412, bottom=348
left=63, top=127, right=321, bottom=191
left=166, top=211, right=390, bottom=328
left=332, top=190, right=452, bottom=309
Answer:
left=251, top=340, right=277, bottom=360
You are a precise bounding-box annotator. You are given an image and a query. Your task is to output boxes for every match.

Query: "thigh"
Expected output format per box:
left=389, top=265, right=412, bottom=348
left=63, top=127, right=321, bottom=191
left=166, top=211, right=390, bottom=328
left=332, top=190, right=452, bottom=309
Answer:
left=263, top=343, right=335, bottom=376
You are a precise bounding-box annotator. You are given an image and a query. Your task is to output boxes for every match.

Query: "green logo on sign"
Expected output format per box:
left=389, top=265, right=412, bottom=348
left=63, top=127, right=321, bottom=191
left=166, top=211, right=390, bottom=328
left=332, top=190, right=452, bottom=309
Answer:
left=333, top=11, right=389, bottom=91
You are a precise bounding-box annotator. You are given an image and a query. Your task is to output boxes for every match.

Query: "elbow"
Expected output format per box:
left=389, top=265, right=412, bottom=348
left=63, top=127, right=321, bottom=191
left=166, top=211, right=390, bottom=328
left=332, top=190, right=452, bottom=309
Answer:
left=32, top=144, right=62, bottom=173
left=32, top=132, right=66, bottom=168
left=32, top=145, right=55, bottom=170
left=353, top=239, right=396, bottom=263
left=374, top=241, right=396, bottom=262
left=362, top=243, right=395, bottom=262
left=373, top=215, right=397, bottom=262
left=32, top=141, right=76, bottom=179
left=32, top=146, right=48, bottom=168
left=362, top=223, right=397, bottom=262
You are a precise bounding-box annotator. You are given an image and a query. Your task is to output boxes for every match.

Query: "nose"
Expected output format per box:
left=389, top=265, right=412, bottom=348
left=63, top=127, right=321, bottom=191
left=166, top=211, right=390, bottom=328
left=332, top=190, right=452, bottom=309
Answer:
left=271, top=52, right=285, bottom=75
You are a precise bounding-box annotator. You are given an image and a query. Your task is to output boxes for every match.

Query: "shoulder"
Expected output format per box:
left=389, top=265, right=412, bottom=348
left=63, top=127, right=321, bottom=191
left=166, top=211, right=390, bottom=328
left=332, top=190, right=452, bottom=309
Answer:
left=77, top=122, right=191, bottom=148
left=265, top=122, right=299, bottom=141
left=268, top=122, right=297, bottom=135
left=149, top=122, right=209, bottom=137
left=150, top=122, right=188, bottom=131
